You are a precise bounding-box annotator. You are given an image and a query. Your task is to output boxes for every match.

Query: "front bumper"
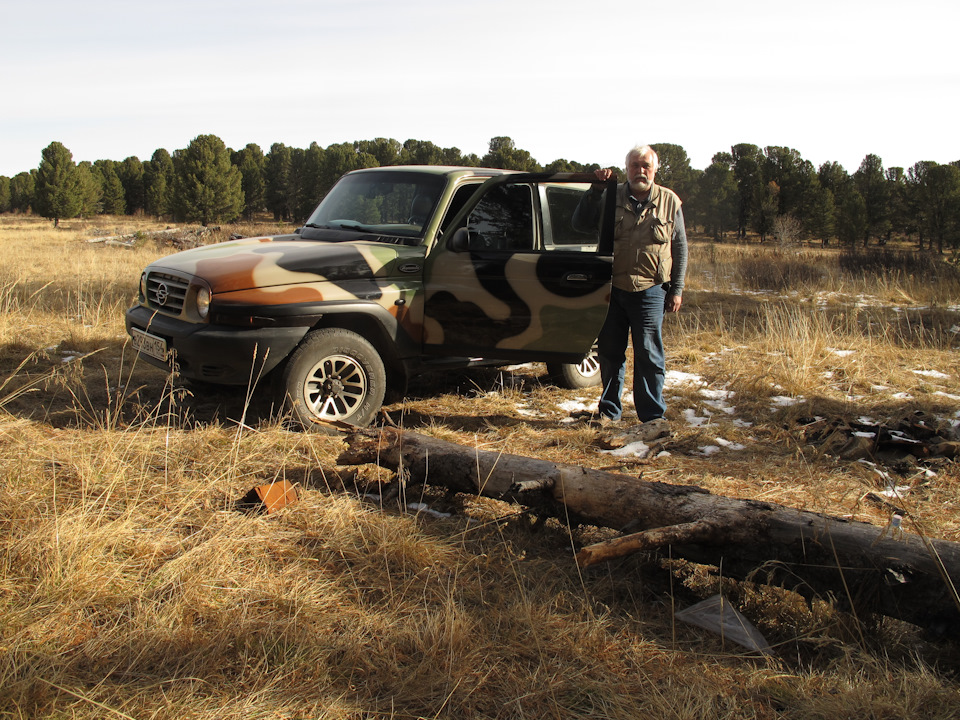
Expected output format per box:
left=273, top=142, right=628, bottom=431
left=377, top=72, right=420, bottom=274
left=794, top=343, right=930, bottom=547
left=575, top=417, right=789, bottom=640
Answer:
left=125, top=305, right=309, bottom=385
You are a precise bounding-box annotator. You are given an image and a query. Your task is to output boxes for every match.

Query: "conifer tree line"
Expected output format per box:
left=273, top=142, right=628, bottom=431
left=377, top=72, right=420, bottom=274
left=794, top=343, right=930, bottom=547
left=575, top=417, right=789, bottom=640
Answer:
left=2, top=134, right=959, bottom=252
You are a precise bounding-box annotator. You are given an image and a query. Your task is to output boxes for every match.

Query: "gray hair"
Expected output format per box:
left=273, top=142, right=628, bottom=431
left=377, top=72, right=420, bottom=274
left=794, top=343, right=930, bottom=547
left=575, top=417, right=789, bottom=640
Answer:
left=626, top=145, right=660, bottom=170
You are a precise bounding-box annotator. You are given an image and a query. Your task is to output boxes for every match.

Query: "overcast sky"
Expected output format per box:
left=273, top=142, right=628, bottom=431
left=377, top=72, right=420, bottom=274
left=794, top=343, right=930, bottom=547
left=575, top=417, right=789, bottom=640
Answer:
left=3, top=0, right=958, bottom=178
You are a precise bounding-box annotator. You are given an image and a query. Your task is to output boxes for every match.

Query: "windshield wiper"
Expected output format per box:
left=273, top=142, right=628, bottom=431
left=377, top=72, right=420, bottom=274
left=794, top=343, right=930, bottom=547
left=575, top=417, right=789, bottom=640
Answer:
left=333, top=221, right=374, bottom=233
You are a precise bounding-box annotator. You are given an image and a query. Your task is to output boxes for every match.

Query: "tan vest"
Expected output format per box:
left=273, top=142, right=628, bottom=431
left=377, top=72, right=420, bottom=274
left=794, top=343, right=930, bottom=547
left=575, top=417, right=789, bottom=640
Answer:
left=612, top=182, right=682, bottom=292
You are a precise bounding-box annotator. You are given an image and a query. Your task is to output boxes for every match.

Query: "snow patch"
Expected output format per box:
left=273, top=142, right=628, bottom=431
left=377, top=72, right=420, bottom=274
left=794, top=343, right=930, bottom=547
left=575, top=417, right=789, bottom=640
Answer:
left=770, top=395, right=804, bottom=408
left=515, top=407, right=542, bottom=418
left=714, top=437, right=746, bottom=450
left=683, top=408, right=713, bottom=427
left=602, top=441, right=650, bottom=458
left=665, top=370, right=705, bottom=388
left=700, top=387, right=736, bottom=414
left=913, top=369, right=950, bottom=379
left=558, top=398, right=596, bottom=414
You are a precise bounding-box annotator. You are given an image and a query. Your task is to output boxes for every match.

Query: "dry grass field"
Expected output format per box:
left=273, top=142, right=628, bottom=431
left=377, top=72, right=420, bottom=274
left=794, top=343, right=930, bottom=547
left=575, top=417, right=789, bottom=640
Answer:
left=2, top=214, right=960, bottom=719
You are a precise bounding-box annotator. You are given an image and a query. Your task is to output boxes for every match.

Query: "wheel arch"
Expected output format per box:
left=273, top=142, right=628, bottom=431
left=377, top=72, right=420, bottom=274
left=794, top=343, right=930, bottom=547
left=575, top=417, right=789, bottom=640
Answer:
left=308, top=309, right=410, bottom=402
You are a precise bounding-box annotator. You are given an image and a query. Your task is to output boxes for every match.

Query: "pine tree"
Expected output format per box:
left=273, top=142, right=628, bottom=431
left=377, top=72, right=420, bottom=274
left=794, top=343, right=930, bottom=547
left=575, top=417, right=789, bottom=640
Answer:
left=118, top=156, right=145, bottom=215
left=0, top=176, right=10, bottom=213
left=356, top=138, right=400, bottom=166
left=75, top=162, right=102, bottom=217
left=264, top=143, right=292, bottom=221
left=731, top=144, right=764, bottom=240
left=854, top=154, right=891, bottom=246
left=172, top=134, right=244, bottom=225
left=95, top=160, right=126, bottom=215
left=144, top=149, right=174, bottom=218
left=652, top=143, right=696, bottom=201
left=697, top=152, right=738, bottom=240
left=232, top=143, right=266, bottom=220
left=294, top=143, right=324, bottom=222
left=9, top=172, right=35, bottom=213
left=481, top=136, right=540, bottom=171
left=35, top=141, right=81, bottom=226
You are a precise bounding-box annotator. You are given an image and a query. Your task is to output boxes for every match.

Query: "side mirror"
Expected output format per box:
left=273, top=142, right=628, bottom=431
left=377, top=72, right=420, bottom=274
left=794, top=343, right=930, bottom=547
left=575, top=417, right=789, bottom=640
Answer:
left=448, top=227, right=470, bottom=252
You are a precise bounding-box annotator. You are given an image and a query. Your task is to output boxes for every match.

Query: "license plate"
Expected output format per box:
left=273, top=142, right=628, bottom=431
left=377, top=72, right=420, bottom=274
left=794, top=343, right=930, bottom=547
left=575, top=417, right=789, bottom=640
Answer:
left=130, top=328, right=168, bottom=361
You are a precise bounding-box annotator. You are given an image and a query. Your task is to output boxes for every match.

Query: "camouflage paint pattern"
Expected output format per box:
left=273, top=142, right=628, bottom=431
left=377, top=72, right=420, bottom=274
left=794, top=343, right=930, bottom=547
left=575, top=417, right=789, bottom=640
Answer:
left=143, top=236, right=428, bottom=344
left=423, top=247, right=610, bottom=355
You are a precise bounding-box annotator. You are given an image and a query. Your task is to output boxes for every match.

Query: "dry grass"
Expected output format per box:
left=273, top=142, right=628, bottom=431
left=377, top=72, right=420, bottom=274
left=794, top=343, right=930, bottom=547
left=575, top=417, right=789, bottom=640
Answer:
left=2, top=217, right=960, bottom=719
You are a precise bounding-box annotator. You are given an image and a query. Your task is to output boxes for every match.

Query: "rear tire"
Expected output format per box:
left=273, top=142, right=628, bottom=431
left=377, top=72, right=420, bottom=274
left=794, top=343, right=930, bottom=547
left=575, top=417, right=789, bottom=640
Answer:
left=281, top=328, right=386, bottom=429
left=547, top=344, right=601, bottom=390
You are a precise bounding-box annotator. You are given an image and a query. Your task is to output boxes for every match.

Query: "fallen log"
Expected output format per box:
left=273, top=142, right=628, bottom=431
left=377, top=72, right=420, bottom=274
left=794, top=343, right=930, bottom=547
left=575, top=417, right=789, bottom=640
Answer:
left=340, top=428, right=960, bottom=636
left=85, top=227, right=182, bottom=247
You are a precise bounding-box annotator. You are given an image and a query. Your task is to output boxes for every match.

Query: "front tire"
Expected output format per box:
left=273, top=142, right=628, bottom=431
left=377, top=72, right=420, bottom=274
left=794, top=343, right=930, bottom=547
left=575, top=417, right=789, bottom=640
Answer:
left=546, top=344, right=601, bottom=390
left=281, top=328, right=386, bottom=428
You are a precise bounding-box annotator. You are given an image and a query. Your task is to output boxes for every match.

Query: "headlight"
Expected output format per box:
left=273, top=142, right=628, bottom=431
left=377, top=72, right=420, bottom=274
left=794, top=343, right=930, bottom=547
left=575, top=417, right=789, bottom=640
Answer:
left=196, top=287, right=211, bottom=319
left=139, top=273, right=147, bottom=301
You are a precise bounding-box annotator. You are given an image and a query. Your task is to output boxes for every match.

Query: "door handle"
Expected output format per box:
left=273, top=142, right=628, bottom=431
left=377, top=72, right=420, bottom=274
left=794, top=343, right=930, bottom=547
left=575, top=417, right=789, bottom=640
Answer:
left=564, top=273, right=590, bottom=282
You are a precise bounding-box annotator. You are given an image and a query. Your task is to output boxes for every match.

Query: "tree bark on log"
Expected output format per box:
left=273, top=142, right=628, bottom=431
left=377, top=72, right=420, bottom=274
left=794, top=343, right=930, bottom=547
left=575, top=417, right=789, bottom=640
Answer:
left=339, top=428, right=960, bottom=635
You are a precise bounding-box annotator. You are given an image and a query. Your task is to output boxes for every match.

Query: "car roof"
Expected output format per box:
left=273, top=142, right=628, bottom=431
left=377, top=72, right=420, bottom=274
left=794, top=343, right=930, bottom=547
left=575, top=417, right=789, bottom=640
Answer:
left=346, top=165, right=517, bottom=180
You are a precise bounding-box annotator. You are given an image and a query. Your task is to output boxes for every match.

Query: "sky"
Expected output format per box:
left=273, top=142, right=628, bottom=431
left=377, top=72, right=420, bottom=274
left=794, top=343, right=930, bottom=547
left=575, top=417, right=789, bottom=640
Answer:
left=3, top=0, right=959, bottom=178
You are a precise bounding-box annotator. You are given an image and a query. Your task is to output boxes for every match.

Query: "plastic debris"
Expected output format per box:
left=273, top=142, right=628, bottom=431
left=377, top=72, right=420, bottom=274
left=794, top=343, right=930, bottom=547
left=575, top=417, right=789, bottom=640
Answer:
left=675, top=594, right=774, bottom=656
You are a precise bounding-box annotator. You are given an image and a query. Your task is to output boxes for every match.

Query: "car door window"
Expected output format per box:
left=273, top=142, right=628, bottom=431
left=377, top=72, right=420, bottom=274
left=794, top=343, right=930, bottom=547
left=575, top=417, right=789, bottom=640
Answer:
left=465, top=184, right=535, bottom=251
left=542, top=184, right=599, bottom=250
left=439, top=183, right=482, bottom=234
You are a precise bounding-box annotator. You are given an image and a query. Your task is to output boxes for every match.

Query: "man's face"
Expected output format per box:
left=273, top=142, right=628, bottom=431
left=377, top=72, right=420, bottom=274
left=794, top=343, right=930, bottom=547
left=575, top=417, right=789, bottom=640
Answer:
left=626, top=151, right=658, bottom=196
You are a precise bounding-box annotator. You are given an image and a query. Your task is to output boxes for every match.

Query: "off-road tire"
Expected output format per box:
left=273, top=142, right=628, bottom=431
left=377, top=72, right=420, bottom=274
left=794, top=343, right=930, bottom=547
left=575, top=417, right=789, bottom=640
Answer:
left=546, top=344, right=601, bottom=390
left=282, top=328, right=386, bottom=429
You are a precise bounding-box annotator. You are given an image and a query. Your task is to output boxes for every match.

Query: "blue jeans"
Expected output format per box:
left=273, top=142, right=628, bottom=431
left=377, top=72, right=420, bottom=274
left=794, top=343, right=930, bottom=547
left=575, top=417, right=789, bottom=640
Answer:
left=597, top=284, right=667, bottom=422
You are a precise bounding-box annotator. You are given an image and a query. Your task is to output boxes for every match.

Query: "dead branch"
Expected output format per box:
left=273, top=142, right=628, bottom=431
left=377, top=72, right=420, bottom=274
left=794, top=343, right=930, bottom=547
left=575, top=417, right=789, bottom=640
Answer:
left=575, top=519, right=733, bottom=567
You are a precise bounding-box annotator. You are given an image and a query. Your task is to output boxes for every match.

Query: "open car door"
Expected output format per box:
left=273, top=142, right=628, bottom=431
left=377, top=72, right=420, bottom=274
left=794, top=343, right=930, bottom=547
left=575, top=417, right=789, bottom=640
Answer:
left=422, top=173, right=616, bottom=364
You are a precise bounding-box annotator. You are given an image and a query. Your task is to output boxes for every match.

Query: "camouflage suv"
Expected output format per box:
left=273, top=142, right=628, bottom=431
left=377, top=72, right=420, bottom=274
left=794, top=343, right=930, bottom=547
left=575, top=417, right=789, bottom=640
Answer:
left=125, top=166, right=616, bottom=427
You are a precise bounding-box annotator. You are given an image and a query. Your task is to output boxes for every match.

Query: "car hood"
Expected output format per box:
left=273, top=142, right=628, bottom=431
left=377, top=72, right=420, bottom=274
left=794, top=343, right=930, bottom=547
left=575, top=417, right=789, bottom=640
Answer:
left=147, top=236, right=425, bottom=293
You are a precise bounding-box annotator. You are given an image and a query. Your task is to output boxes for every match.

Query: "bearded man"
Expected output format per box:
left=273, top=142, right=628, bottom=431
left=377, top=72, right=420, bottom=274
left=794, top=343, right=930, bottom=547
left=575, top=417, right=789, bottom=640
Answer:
left=576, top=145, right=688, bottom=429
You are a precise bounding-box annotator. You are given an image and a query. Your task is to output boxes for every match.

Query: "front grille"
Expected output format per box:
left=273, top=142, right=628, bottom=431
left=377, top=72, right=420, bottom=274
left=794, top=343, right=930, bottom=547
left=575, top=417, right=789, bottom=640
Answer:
left=146, top=272, right=190, bottom=314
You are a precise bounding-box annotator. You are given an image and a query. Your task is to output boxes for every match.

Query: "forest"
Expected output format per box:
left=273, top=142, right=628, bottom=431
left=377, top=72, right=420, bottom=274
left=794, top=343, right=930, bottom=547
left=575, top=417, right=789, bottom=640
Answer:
left=2, top=134, right=960, bottom=252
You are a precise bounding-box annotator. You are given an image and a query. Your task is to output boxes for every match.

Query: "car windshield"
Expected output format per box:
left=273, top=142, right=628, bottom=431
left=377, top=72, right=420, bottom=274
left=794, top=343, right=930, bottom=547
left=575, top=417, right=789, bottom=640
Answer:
left=304, top=171, right=445, bottom=242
